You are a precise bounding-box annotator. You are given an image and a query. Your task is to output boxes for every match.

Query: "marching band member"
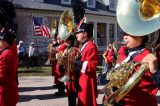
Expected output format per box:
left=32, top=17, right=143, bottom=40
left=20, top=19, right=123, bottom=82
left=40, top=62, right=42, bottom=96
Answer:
left=62, top=35, right=78, bottom=106
left=50, top=35, right=59, bottom=88
left=0, top=1, right=19, bottom=106
left=71, top=1, right=99, bottom=105
left=110, top=32, right=158, bottom=106
left=76, top=23, right=98, bottom=106
left=45, top=34, right=59, bottom=66
left=54, top=38, right=67, bottom=96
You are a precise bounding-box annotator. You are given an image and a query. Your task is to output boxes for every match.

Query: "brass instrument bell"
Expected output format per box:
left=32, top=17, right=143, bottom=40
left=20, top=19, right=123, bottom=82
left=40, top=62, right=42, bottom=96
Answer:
left=117, top=0, right=160, bottom=36
left=58, top=9, right=74, bottom=40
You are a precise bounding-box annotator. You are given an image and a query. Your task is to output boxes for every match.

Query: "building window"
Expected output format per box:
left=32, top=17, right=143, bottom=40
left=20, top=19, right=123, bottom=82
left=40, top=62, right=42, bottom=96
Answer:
left=97, top=23, right=107, bottom=47
left=61, top=0, right=71, bottom=5
left=109, top=24, right=115, bottom=43
left=87, top=0, right=96, bottom=8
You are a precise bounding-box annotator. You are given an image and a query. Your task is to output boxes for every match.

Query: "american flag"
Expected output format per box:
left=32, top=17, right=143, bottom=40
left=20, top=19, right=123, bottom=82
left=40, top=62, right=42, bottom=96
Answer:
left=33, top=16, right=51, bottom=37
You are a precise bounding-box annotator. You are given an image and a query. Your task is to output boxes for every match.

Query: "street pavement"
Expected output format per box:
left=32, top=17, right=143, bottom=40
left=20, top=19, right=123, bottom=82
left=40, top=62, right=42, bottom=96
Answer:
left=17, top=76, right=160, bottom=106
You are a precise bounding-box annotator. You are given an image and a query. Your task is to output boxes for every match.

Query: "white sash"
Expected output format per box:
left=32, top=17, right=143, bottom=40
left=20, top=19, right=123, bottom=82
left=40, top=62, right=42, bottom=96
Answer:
left=115, top=48, right=145, bottom=68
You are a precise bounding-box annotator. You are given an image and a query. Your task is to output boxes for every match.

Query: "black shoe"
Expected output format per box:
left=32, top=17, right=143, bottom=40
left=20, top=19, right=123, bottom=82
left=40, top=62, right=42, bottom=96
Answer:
left=54, top=92, right=66, bottom=96
left=52, top=84, right=58, bottom=89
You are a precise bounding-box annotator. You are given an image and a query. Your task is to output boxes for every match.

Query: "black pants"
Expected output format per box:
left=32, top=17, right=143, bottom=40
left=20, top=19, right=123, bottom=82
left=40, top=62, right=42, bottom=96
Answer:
left=68, top=91, right=76, bottom=106
left=114, top=100, right=125, bottom=106
left=28, top=56, right=38, bottom=67
left=68, top=71, right=78, bottom=106
left=18, top=52, right=24, bottom=63
left=57, top=82, right=65, bottom=93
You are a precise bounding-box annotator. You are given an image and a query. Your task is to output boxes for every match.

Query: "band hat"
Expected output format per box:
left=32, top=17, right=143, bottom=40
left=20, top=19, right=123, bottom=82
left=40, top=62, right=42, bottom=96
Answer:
left=76, top=23, right=86, bottom=34
left=0, top=1, right=17, bottom=45
left=31, top=42, right=35, bottom=45
left=19, top=40, right=24, bottom=44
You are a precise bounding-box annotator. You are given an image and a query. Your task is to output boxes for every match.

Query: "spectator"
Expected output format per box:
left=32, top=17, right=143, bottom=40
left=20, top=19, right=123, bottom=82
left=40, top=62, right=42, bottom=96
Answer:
left=27, top=42, right=38, bottom=68
left=98, top=44, right=115, bottom=84
left=103, top=43, right=115, bottom=72
left=17, top=40, right=26, bottom=63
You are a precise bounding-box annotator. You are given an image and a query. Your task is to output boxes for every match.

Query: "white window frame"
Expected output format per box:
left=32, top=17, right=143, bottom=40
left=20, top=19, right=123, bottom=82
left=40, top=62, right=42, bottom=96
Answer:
left=87, top=0, right=96, bottom=8
left=61, top=0, right=71, bottom=5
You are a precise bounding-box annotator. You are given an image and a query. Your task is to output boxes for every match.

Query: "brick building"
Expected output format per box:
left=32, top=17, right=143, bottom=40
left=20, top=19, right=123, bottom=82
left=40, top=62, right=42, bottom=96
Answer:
left=13, top=0, right=121, bottom=54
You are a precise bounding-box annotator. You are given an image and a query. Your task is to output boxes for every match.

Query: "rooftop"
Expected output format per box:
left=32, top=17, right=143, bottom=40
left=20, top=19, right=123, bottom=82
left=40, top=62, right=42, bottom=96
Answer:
left=13, top=0, right=116, bottom=16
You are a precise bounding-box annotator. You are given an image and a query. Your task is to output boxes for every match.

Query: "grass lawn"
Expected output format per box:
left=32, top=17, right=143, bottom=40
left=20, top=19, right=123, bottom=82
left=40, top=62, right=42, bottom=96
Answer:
left=18, top=66, right=103, bottom=76
left=18, top=66, right=52, bottom=76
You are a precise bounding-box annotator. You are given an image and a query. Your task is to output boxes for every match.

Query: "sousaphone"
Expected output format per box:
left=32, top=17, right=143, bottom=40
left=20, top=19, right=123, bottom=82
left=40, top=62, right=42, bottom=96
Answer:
left=58, top=9, right=78, bottom=82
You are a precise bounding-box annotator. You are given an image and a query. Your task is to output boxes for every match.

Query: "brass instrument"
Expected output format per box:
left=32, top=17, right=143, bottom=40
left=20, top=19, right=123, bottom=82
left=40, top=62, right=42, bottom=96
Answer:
left=102, top=62, right=148, bottom=106
left=139, top=0, right=160, bottom=21
left=45, top=40, right=57, bottom=65
left=45, top=43, right=52, bottom=65
left=57, top=9, right=80, bottom=82
left=101, top=42, right=149, bottom=106
left=117, top=0, right=160, bottom=36
left=57, top=49, right=67, bottom=66
left=58, top=9, right=75, bottom=40
left=58, top=47, right=81, bottom=82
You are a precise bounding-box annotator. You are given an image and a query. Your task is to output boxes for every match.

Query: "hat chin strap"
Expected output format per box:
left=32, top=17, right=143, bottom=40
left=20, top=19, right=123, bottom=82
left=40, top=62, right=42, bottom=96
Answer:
left=0, top=27, right=4, bottom=33
left=82, top=38, right=87, bottom=43
left=79, top=32, right=88, bottom=43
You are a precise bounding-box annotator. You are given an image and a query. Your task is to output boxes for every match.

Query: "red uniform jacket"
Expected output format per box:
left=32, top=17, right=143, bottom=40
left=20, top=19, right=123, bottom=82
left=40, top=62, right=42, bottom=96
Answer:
left=54, top=43, right=67, bottom=84
left=118, top=46, right=158, bottom=106
left=0, top=43, right=19, bottom=106
left=78, top=40, right=98, bottom=106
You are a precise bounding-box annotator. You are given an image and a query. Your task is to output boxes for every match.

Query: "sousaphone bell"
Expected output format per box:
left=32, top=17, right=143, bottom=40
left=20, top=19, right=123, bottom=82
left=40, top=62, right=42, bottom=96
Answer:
left=58, top=9, right=74, bottom=40
left=117, top=0, right=160, bottom=36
